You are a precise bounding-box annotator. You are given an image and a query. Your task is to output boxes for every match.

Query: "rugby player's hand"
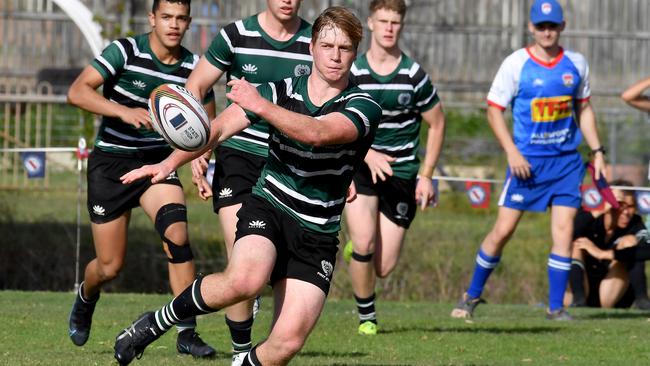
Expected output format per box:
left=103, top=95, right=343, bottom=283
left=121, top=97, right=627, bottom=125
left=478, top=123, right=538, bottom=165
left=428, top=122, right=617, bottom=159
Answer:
left=191, top=154, right=210, bottom=179
left=346, top=181, right=357, bottom=203
left=364, top=149, right=395, bottom=183
left=592, top=152, right=606, bottom=180
left=506, top=149, right=531, bottom=179
left=118, top=106, right=152, bottom=129
left=226, top=78, right=264, bottom=115
left=120, top=162, right=173, bottom=184
left=415, top=176, right=436, bottom=210
left=192, top=174, right=213, bottom=200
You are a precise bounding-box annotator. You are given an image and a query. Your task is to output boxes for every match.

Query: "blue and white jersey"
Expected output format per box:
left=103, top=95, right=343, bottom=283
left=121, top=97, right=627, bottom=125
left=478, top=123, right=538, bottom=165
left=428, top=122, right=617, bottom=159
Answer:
left=487, top=47, right=591, bottom=157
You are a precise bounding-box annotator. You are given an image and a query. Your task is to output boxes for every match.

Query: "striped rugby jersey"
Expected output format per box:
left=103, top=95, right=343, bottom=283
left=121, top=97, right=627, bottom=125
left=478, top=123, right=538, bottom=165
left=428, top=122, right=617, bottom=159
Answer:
left=350, top=53, right=439, bottom=179
left=91, top=33, right=213, bottom=156
left=206, top=15, right=313, bottom=157
left=246, top=75, right=382, bottom=234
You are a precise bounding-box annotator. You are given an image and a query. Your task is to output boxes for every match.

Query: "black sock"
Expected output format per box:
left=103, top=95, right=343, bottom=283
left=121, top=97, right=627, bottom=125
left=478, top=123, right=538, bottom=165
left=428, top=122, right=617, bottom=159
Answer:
left=569, top=260, right=586, bottom=304
left=154, top=277, right=217, bottom=332
left=355, top=293, right=377, bottom=324
left=628, top=260, right=649, bottom=300
left=241, top=345, right=261, bottom=366
left=176, top=316, right=197, bottom=333
left=226, top=315, right=253, bottom=353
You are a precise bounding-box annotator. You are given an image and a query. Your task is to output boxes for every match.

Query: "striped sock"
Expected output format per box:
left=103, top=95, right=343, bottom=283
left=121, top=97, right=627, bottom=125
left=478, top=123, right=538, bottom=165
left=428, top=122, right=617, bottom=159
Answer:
left=355, top=293, right=377, bottom=324
left=226, top=315, right=253, bottom=353
left=466, top=249, right=501, bottom=299
left=548, top=253, right=572, bottom=312
left=153, top=277, right=217, bottom=332
left=241, top=345, right=261, bottom=366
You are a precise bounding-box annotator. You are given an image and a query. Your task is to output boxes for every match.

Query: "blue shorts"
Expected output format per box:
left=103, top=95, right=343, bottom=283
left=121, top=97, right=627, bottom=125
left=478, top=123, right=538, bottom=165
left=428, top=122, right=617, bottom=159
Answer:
left=498, top=152, right=585, bottom=212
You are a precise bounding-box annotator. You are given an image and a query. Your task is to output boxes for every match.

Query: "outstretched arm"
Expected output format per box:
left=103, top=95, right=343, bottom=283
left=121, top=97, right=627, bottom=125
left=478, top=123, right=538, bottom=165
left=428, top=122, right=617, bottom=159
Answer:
left=621, top=77, right=650, bottom=112
left=120, top=104, right=250, bottom=184
left=226, top=79, right=360, bottom=146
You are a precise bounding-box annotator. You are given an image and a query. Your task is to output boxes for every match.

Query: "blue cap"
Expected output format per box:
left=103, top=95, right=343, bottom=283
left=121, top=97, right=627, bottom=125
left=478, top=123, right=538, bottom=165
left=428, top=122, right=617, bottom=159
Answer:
left=530, top=0, right=564, bottom=25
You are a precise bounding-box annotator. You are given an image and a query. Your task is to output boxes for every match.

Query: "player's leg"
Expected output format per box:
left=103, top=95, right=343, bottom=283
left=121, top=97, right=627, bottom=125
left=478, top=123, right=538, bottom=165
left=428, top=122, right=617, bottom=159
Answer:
left=451, top=206, right=523, bottom=318
left=599, top=260, right=630, bottom=308
left=374, top=214, right=407, bottom=278
left=114, top=234, right=276, bottom=365
left=140, top=182, right=215, bottom=358
left=70, top=214, right=129, bottom=346
left=344, top=194, right=380, bottom=334
left=247, top=279, right=327, bottom=366
left=547, top=205, right=577, bottom=317
left=219, top=203, right=257, bottom=362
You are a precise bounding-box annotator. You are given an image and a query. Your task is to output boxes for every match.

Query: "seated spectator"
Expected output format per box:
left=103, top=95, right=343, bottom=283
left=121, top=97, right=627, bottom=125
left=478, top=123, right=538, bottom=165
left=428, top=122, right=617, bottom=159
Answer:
left=568, top=180, right=650, bottom=309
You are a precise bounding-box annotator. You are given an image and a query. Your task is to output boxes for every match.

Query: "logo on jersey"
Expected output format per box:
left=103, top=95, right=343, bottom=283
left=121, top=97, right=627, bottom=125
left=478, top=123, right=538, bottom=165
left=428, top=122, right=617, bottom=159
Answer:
left=92, top=205, right=106, bottom=216
left=248, top=220, right=266, bottom=229
left=533, top=78, right=544, bottom=87
left=132, top=80, right=147, bottom=90
left=562, top=73, right=574, bottom=87
left=294, top=64, right=311, bottom=76
left=219, top=187, right=233, bottom=198
left=541, top=2, right=553, bottom=14
left=531, top=96, right=573, bottom=122
left=397, top=92, right=412, bottom=106
left=510, top=194, right=525, bottom=203
left=318, top=260, right=333, bottom=281
left=242, top=64, right=258, bottom=74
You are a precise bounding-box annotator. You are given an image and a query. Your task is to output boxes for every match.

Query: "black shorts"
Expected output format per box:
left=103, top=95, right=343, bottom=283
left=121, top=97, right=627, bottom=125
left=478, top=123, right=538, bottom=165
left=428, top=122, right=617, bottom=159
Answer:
left=87, top=149, right=182, bottom=224
left=352, top=163, right=417, bottom=228
left=212, top=146, right=266, bottom=213
left=234, top=195, right=339, bottom=295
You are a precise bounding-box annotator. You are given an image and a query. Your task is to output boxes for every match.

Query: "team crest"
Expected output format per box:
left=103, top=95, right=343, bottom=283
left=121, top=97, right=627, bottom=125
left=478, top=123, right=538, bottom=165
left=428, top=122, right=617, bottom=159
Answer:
left=294, top=64, right=311, bottom=76
left=397, top=92, right=412, bottom=106
left=396, top=202, right=409, bottom=216
left=562, top=73, right=574, bottom=87
left=321, top=260, right=333, bottom=278
left=541, top=2, right=553, bottom=14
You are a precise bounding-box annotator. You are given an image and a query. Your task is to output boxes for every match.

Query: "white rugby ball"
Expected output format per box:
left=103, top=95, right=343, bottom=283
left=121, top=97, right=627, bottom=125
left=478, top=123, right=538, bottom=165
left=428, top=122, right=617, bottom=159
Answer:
left=148, top=83, right=210, bottom=151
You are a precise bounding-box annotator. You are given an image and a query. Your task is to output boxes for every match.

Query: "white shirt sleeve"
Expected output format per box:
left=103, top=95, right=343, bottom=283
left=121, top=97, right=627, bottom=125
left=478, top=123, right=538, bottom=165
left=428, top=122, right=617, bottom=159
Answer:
left=487, top=49, right=529, bottom=109
left=565, top=50, right=591, bottom=101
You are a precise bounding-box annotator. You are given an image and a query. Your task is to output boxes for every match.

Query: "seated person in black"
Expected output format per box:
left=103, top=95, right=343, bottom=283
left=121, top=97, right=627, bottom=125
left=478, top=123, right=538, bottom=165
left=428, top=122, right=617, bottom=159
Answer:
left=568, top=180, right=650, bottom=309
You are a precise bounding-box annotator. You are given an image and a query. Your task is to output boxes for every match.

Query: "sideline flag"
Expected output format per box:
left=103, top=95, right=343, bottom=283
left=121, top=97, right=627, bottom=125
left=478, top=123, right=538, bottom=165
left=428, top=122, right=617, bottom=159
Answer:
left=580, top=184, right=605, bottom=212
left=637, top=191, right=650, bottom=215
left=19, top=151, right=46, bottom=179
left=465, top=181, right=490, bottom=209
left=586, top=163, right=619, bottom=209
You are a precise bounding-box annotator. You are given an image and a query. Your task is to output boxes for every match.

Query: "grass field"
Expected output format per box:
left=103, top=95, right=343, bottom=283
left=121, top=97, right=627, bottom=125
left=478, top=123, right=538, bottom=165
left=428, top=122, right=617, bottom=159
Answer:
left=3, top=291, right=650, bottom=366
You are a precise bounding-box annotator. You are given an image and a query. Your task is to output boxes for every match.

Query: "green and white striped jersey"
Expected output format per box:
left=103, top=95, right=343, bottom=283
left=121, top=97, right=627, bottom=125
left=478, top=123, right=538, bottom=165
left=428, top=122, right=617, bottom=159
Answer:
left=350, top=53, right=440, bottom=179
left=91, top=33, right=213, bottom=156
left=246, top=75, right=382, bottom=234
left=206, top=15, right=313, bottom=157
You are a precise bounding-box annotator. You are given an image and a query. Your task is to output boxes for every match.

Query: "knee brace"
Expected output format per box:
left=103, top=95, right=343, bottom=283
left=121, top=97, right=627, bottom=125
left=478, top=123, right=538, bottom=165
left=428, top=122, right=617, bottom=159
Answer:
left=155, top=203, right=194, bottom=263
left=352, top=251, right=374, bottom=262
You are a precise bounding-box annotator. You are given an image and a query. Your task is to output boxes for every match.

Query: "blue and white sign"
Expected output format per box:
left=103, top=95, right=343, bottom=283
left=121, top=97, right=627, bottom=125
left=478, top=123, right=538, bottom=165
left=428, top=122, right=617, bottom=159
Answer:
left=19, top=152, right=46, bottom=179
left=582, top=186, right=603, bottom=209
left=636, top=191, right=650, bottom=215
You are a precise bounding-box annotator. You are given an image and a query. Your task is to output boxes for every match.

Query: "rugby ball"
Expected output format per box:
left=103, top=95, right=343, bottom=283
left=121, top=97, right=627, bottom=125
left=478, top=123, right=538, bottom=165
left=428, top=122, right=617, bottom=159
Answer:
left=148, top=83, right=210, bottom=151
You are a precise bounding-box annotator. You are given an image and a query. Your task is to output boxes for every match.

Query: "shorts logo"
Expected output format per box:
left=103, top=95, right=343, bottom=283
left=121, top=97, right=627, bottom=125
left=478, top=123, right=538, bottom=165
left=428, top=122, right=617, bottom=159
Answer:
left=242, top=64, right=258, bottom=74
left=219, top=187, right=233, bottom=198
left=294, top=64, right=311, bottom=76
left=562, top=73, right=574, bottom=87
left=92, top=205, right=106, bottom=216
left=318, top=260, right=333, bottom=282
left=397, top=92, right=412, bottom=106
left=531, top=96, right=573, bottom=122
left=510, top=194, right=524, bottom=203
left=166, top=171, right=178, bottom=180
left=248, top=220, right=266, bottom=229
left=396, top=202, right=409, bottom=216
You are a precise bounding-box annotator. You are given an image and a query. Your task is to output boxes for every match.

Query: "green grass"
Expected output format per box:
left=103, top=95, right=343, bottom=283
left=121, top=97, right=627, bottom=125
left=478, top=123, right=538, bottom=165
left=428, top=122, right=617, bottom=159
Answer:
left=3, top=291, right=650, bottom=365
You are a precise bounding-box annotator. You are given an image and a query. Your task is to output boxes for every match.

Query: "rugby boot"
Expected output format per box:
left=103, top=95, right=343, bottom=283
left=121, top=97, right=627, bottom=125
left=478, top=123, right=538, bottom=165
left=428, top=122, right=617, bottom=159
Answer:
left=68, top=282, right=99, bottom=346
left=177, top=329, right=216, bottom=358
left=114, top=312, right=163, bottom=365
left=450, top=292, right=485, bottom=319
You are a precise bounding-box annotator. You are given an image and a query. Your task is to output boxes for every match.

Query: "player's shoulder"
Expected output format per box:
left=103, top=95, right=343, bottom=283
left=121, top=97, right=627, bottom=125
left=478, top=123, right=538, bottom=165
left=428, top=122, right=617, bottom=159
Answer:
left=399, top=53, right=429, bottom=81
left=562, top=48, right=589, bottom=70
left=502, top=48, right=531, bottom=68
